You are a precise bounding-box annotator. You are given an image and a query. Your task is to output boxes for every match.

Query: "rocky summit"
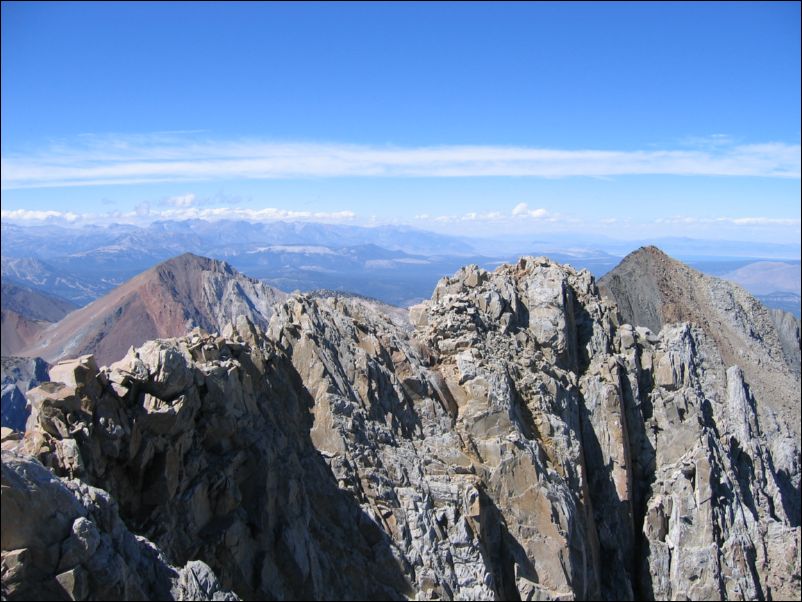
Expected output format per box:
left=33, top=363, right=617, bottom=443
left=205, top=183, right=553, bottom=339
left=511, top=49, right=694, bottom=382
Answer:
left=599, top=246, right=801, bottom=438
left=2, top=253, right=800, bottom=601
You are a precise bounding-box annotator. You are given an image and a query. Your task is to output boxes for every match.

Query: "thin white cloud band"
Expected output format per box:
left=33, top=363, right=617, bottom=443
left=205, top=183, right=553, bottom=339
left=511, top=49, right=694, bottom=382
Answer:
left=2, top=137, right=799, bottom=189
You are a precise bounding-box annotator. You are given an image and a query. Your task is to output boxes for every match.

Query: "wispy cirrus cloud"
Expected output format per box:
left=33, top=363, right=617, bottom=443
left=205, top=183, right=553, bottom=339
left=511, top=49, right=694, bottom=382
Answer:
left=1, top=133, right=799, bottom=189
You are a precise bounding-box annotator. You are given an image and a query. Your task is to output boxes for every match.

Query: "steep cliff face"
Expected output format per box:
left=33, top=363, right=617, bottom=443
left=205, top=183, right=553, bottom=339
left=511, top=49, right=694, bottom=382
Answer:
left=3, top=255, right=800, bottom=600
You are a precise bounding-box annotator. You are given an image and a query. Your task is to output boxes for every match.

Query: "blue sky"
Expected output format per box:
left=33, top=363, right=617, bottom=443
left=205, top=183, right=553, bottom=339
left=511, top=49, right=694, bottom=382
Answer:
left=1, top=2, right=800, bottom=243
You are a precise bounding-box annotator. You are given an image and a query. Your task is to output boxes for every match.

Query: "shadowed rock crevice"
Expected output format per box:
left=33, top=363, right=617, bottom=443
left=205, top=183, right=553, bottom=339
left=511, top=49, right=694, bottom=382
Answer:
left=577, top=390, right=635, bottom=600
left=475, top=487, right=529, bottom=602
left=617, top=368, right=658, bottom=602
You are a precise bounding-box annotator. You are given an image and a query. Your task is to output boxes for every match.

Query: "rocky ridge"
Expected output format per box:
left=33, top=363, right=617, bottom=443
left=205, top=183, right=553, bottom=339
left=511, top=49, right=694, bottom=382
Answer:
left=2, top=254, right=800, bottom=600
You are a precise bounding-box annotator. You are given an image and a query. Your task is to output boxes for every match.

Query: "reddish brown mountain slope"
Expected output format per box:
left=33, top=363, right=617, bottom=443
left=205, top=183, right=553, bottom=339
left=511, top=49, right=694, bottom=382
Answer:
left=0, top=310, right=49, bottom=356
left=21, top=253, right=285, bottom=365
left=1, top=282, right=78, bottom=356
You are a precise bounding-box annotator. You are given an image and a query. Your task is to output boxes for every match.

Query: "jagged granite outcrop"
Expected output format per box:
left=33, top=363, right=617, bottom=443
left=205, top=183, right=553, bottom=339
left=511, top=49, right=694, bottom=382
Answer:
left=3, top=255, right=800, bottom=600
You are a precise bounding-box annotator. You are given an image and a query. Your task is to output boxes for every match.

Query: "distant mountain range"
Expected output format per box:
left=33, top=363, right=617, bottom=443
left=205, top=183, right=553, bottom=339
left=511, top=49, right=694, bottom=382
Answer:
left=2, top=220, right=799, bottom=315
left=1, top=256, right=114, bottom=304
left=0, top=220, right=620, bottom=307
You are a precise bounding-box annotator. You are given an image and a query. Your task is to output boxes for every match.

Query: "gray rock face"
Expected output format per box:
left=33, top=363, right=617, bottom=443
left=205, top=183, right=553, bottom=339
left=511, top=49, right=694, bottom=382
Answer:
left=636, top=327, right=799, bottom=600
left=1, top=451, right=237, bottom=601
left=770, top=307, right=801, bottom=372
left=1, top=356, right=49, bottom=431
left=3, top=252, right=800, bottom=600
